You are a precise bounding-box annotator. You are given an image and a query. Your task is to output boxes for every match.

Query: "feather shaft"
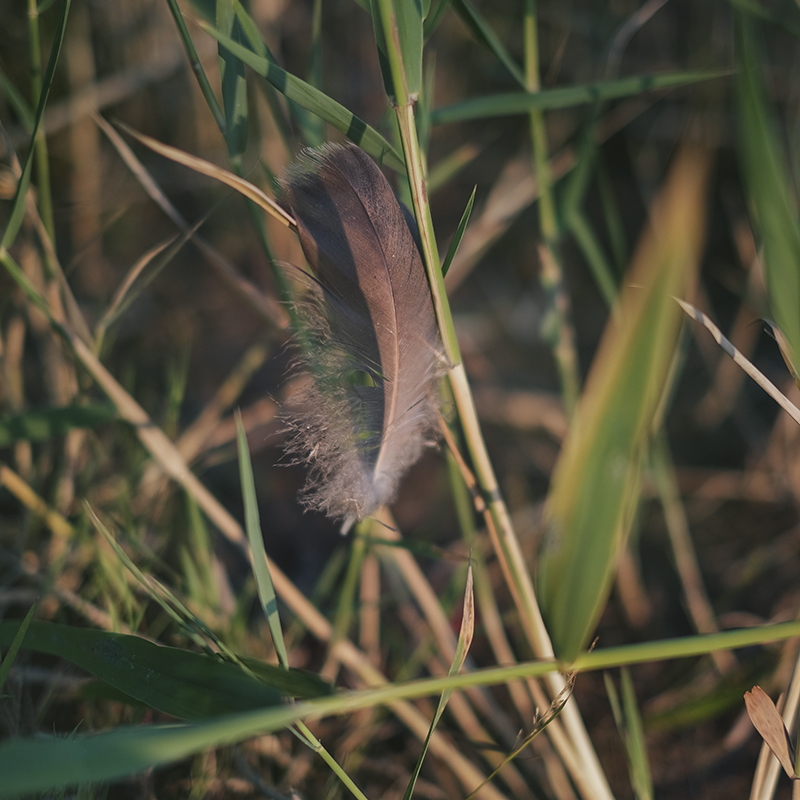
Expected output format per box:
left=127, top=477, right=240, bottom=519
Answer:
left=280, top=144, right=444, bottom=524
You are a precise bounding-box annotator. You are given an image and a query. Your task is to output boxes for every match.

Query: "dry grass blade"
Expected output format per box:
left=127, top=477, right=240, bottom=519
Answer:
left=744, top=686, right=796, bottom=780
left=118, top=123, right=296, bottom=230
left=677, top=300, right=800, bottom=427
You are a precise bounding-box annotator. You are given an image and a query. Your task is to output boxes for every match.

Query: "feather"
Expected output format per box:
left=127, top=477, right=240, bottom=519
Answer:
left=279, top=143, right=444, bottom=527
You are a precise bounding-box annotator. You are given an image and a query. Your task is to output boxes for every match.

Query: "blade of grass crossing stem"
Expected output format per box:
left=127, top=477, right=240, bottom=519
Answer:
left=441, top=187, right=477, bottom=277
left=166, top=0, right=225, bottom=134
left=403, top=563, right=474, bottom=800
left=451, top=0, right=526, bottom=88
left=217, top=0, right=248, bottom=160
left=1, top=0, right=71, bottom=251
left=7, top=621, right=800, bottom=797
left=736, top=15, right=800, bottom=381
left=205, top=10, right=405, bottom=172
left=236, top=413, right=288, bottom=669
left=370, top=0, right=423, bottom=102
left=538, top=146, right=709, bottom=662
left=430, top=70, right=727, bottom=124
left=0, top=604, right=37, bottom=692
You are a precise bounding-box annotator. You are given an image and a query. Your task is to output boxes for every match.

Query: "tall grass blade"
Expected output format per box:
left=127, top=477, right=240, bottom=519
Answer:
left=538, top=146, right=709, bottom=661
left=236, top=413, right=289, bottom=669
left=736, top=14, right=800, bottom=378
left=370, top=0, right=424, bottom=102
left=166, top=0, right=225, bottom=133
left=217, top=0, right=249, bottom=159
left=1, top=0, right=71, bottom=250
left=431, top=70, right=727, bottom=124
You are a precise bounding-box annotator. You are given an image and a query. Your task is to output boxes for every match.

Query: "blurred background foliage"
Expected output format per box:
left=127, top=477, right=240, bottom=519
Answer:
left=3, top=0, right=800, bottom=798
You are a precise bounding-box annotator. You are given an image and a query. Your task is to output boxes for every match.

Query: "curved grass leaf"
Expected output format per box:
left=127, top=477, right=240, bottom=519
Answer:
left=0, top=404, right=117, bottom=447
left=431, top=70, right=728, bottom=124
left=538, top=146, right=709, bottom=662
left=202, top=14, right=404, bottom=172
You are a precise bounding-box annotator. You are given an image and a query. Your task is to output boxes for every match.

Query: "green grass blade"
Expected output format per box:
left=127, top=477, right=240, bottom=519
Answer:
left=0, top=621, right=284, bottom=719
left=538, top=147, right=709, bottom=662
left=0, top=604, right=36, bottom=692
left=1, top=0, right=72, bottom=250
left=431, top=70, right=728, bottom=124
left=451, top=0, right=526, bottom=88
left=620, top=669, right=653, bottom=800
left=0, top=64, right=35, bottom=131
left=736, top=14, right=800, bottom=376
left=441, top=186, right=476, bottom=277
left=402, top=564, right=474, bottom=800
left=204, top=13, right=405, bottom=172
left=0, top=404, right=117, bottom=447
left=217, top=0, right=249, bottom=159
left=166, top=0, right=225, bottom=134
left=370, top=0, right=424, bottom=102
left=236, top=412, right=289, bottom=669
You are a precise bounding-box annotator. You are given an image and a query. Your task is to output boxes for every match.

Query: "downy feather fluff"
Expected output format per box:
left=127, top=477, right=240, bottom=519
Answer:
left=280, top=143, right=444, bottom=525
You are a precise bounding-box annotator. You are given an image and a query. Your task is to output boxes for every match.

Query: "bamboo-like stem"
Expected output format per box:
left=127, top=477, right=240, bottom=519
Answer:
left=27, top=0, right=55, bottom=243
left=524, top=0, right=580, bottom=416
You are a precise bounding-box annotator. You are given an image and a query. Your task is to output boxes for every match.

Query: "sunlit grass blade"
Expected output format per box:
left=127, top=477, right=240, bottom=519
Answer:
left=538, top=146, right=709, bottom=662
left=441, top=186, right=476, bottom=277
left=0, top=620, right=285, bottom=719
left=0, top=604, right=36, bottom=692
left=236, top=412, right=289, bottom=669
left=451, top=0, right=526, bottom=88
left=371, top=0, right=423, bottom=102
left=403, top=564, right=474, bottom=800
left=431, top=70, right=728, bottom=124
left=217, top=0, right=248, bottom=159
left=0, top=404, right=116, bottom=446
left=0, top=0, right=72, bottom=250
left=736, top=14, right=800, bottom=379
left=204, top=10, right=405, bottom=171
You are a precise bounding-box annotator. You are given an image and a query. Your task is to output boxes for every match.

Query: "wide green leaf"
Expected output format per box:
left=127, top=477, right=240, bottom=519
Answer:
left=538, top=147, right=709, bottom=661
left=0, top=621, right=314, bottom=719
left=0, top=404, right=117, bottom=446
left=431, top=70, right=728, bottom=124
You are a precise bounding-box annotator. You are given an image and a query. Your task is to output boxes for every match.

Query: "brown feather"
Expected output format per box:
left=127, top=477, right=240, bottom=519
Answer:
left=280, top=144, right=444, bottom=525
